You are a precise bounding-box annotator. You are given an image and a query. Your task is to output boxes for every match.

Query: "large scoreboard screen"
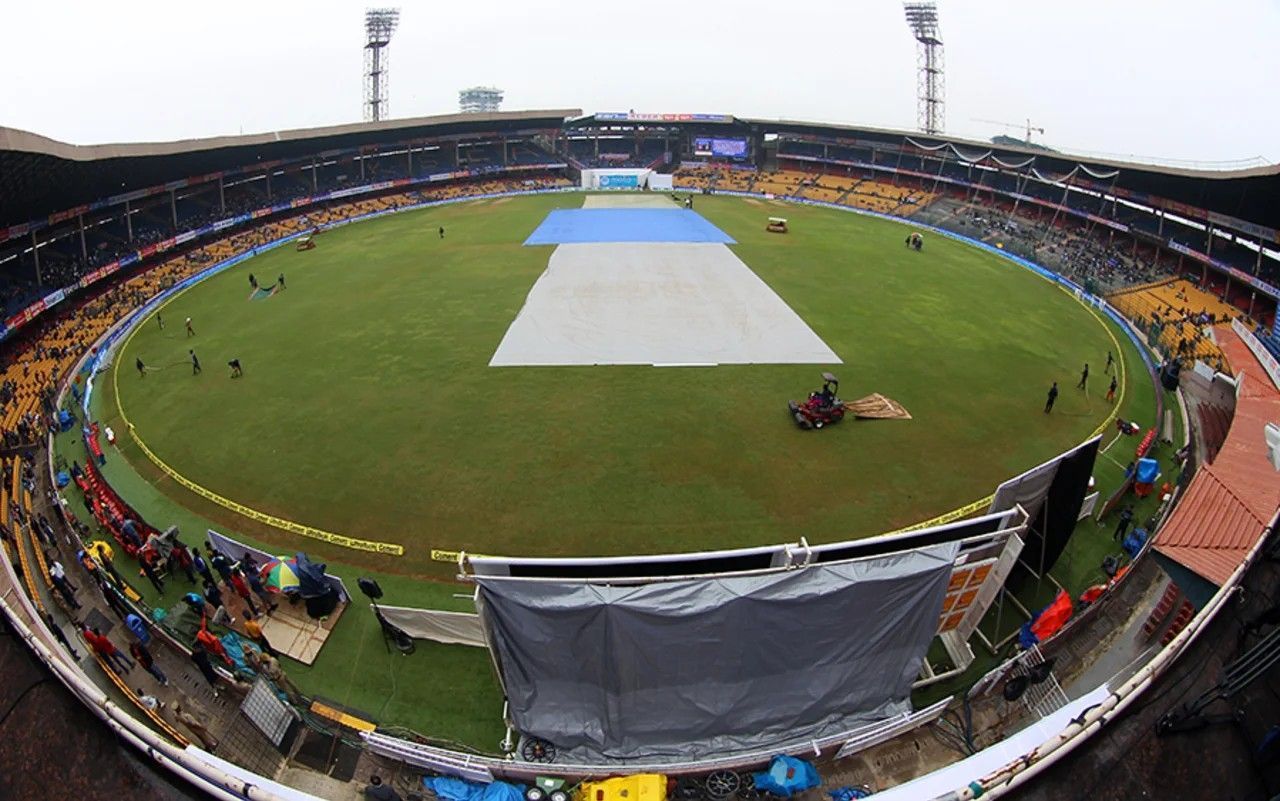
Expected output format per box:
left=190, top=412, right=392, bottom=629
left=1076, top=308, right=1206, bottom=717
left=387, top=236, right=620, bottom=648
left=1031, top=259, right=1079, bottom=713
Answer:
left=692, top=136, right=749, bottom=159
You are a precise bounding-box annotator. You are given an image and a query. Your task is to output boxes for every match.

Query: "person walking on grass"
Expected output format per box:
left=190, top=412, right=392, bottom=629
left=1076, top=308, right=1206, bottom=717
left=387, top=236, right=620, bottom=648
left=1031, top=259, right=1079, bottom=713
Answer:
left=1077, top=363, right=1089, bottom=390
left=190, top=350, right=201, bottom=375
left=1107, top=375, right=1118, bottom=403
left=1043, top=382, right=1058, bottom=414
left=156, top=313, right=164, bottom=330
left=136, top=357, right=146, bottom=378
left=228, top=358, right=243, bottom=378
left=1114, top=505, right=1135, bottom=542
left=1105, top=351, right=1114, bottom=374
left=185, top=317, right=194, bottom=337
left=439, top=226, right=445, bottom=239
left=278, top=273, right=286, bottom=290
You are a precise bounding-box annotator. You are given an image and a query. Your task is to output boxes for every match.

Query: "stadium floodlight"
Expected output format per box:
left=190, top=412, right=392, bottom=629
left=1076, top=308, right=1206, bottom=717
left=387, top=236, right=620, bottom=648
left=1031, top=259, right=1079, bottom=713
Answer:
left=459, top=86, right=504, bottom=114
left=903, top=1, right=945, bottom=135
left=363, top=7, right=401, bottom=122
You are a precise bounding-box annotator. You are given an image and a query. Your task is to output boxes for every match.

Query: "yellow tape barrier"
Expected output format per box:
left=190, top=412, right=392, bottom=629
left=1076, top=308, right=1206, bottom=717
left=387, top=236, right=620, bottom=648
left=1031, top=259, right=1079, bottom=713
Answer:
left=125, top=424, right=404, bottom=555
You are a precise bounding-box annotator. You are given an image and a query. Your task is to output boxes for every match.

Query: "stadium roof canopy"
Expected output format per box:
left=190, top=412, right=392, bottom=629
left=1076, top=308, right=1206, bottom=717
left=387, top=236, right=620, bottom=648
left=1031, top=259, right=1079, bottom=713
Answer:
left=750, top=118, right=1280, bottom=231
left=0, top=109, right=581, bottom=229
left=2, top=109, right=1278, bottom=233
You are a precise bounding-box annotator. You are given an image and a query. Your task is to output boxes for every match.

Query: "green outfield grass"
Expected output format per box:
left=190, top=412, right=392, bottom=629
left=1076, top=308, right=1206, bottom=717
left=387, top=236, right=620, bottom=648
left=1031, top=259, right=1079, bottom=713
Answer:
left=99, top=193, right=1128, bottom=575
left=58, top=192, right=1164, bottom=749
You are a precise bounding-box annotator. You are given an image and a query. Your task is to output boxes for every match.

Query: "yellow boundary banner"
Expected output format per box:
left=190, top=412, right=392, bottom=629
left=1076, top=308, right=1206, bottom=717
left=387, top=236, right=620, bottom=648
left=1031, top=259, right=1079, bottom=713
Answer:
left=112, top=296, right=404, bottom=556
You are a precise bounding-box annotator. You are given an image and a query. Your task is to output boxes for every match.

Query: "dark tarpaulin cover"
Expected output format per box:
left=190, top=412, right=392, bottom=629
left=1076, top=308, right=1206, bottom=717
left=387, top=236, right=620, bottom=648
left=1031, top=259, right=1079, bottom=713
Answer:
left=294, top=552, right=340, bottom=619
left=477, top=542, right=959, bottom=761
left=294, top=552, right=329, bottom=599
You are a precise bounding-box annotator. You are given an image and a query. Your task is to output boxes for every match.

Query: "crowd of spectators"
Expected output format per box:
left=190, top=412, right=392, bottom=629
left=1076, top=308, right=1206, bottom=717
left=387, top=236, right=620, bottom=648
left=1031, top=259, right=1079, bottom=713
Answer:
left=0, top=140, right=563, bottom=319
left=924, top=202, right=1167, bottom=293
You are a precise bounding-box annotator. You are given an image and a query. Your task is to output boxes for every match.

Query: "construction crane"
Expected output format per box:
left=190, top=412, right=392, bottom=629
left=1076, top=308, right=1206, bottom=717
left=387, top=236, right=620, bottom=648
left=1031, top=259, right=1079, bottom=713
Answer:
left=973, top=118, right=1045, bottom=144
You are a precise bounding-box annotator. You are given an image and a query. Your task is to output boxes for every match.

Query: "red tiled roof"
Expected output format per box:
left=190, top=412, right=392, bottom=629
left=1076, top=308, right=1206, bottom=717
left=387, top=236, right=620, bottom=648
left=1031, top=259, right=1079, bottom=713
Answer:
left=1154, top=328, right=1280, bottom=586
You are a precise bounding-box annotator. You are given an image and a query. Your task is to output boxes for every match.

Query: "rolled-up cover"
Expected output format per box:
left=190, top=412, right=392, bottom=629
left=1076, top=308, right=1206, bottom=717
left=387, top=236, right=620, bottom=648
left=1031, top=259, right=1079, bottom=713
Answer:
left=476, top=542, right=958, bottom=761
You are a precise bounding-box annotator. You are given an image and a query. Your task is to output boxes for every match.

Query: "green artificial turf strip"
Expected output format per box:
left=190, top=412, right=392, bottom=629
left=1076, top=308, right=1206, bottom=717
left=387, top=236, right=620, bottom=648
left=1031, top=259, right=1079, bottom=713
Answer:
left=56, top=192, right=1164, bottom=747
left=104, top=194, right=1122, bottom=575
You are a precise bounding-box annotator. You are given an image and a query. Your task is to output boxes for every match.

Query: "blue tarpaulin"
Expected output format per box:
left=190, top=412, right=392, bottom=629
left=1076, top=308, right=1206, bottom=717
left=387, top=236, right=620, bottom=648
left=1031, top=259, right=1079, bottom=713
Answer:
left=754, top=755, right=821, bottom=797
left=1135, top=458, right=1159, bottom=484
left=1122, top=528, right=1149, bottom=559
left=523, top=209, right=735, bottom=245
left=220, top=631, right=258, bottom=674
left=424, top=776, right=527, bottom=801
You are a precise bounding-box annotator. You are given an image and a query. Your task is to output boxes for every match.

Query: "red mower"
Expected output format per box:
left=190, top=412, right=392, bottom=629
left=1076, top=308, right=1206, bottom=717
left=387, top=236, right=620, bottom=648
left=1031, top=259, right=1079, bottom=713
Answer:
left=788, top=372, right=846, bottom=429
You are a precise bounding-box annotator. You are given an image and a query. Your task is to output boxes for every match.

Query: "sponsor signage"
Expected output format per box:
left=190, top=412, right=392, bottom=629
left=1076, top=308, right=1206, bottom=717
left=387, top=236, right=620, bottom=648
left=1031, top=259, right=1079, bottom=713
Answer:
left=594, top=112, right=734, bottom=123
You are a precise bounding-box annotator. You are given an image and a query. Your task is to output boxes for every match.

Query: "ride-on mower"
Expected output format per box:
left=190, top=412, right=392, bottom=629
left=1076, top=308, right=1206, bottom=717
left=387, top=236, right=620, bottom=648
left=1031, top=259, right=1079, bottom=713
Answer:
left=788, top=372, right=846, bottom=429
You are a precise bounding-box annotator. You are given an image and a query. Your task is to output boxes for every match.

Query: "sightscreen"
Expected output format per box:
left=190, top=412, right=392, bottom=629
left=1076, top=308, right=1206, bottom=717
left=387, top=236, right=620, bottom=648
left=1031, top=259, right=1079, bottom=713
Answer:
left=476, top=542, right=958, bottom=761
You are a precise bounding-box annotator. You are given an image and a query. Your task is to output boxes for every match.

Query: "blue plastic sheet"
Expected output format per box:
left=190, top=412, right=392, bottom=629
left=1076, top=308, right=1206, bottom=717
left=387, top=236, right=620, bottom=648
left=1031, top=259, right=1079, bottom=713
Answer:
left=1135, top=458, right=1159, bottom=484
left=219, top=631, right=258, bottom=674
left=829, top=788, right=872, bottom=801
left=754, top=755, right=821, bottom=797
left=424, top=777, right=527, bottom=801
left=1122, top=528, right=1149, bottom=559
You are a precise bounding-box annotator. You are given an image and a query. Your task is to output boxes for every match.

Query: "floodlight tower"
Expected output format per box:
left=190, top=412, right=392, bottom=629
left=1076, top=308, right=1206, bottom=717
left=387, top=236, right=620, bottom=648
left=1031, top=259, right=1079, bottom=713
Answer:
left=363, top=8, right=401, bottom=122
left=903, top=2, right=945, bottom=135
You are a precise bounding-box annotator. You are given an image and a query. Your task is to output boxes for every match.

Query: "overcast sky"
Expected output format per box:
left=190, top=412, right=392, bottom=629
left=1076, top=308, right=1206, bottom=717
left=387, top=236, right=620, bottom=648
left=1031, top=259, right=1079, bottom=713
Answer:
left=2, top=0, right=1276, bottom=166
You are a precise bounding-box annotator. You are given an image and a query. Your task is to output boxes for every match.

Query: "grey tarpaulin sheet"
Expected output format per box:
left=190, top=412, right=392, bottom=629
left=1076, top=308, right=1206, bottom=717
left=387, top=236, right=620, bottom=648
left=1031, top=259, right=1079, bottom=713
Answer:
left=988, top=458, right=1058, bottom=523
left=377, top=605, right=486, bottom=648
left=477, top=542, right=959, bottom=761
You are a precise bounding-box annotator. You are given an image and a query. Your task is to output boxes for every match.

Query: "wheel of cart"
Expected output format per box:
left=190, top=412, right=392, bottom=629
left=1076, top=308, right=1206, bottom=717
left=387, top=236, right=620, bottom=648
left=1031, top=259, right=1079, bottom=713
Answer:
left=520, top=737, right=557, bottom=764
left=704, top=771, right=741, bottom=801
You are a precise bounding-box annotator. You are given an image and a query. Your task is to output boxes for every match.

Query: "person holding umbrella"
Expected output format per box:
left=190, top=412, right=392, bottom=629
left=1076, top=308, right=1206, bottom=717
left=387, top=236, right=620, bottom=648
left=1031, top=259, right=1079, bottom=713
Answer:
left=247, top=566, right=278, bottom=613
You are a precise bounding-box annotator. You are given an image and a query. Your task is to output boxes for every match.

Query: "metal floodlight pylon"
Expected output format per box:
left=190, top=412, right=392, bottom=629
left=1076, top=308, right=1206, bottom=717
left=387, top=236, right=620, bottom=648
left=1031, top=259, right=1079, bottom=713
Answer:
left=903, top=1, right=945, bottom=135
left=363, top=7, right=401, bottom=122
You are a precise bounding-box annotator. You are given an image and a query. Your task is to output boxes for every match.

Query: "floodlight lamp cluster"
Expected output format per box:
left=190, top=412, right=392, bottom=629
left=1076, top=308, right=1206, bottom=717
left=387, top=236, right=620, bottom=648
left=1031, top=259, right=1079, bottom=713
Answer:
left=903, top=2, right=942, bottom=45
left=365, top=8, right=400, bottom=45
